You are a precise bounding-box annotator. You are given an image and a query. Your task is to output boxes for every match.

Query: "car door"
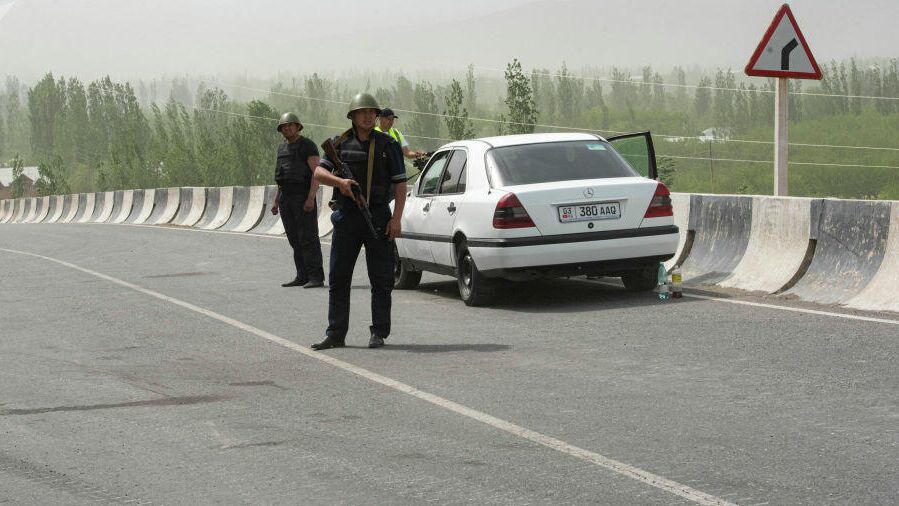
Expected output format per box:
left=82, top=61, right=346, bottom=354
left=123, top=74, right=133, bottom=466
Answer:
left=606, top=131, right=658, bottom=180
left=400, top=150, right=451, bottom=264
left=428, top=149, right=468, bottom=267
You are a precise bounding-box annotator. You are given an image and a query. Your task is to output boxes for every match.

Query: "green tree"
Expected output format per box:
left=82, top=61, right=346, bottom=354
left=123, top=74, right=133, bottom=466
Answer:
left=694, top=76, right=712, bottom=120
left=34, top=156, right=70, bottom=196
left=443, top=79, right=474, bottom=140
left=712, top=69, right=735, bottom=127
left=531, top=68, right=555, bottom=123
left=9, top=154, right=26, bottom=198
left=409, top=81, right=441, bottom=149
left=557, top=62, right=584, bottom=124
left=849, top=58, right=862, bottom=115
left=503, top=59, right=537, bottom=135
left=28, top=73, right=66, bottom=159
left=464, top=64, right=477, bottom=116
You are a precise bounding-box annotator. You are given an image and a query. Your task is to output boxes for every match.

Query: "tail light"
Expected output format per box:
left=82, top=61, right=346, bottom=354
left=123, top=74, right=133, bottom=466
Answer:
left=644, top=183, right=673, bottom=218
left=493, top=193, right=535, bottom=229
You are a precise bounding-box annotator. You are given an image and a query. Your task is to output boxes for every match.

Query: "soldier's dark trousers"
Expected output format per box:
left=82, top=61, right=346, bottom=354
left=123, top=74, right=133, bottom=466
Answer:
left=326, top=205, right=394, bottom=340
left=279, top=189, right=324, bottom=282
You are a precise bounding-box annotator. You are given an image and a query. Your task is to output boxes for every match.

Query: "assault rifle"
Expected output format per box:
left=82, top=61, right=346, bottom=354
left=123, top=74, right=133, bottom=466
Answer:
left=320, top=138, right=381, bottom=239
left=412, top=151, right=435, bottom=172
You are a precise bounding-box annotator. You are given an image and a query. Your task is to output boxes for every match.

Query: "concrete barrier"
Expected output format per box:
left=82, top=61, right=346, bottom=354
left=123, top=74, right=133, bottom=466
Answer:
left=664, top=193, right=691, bottom=271
left=9, top=199, right=26, bottom=223
left=678, top=194, right=752, bottom=285
left=33, top=197, right=49, bottom=223
left=0, top=199, right=10, bottom=223
left=90, top=192, right=114, bottom=222
left=249, top=185, right=284, bottom=235
left=720, top=197, right=819, bottom=293
left=220, top=186, right=264, bottom=232
left=104, top=191, right=122, bottom=223
left=73, top=193, right=96, bottom=223
left=31, top=196, right=51, bottom=223
left=13, top=198, right=28, bottom=223
left=69, top=194, right=87, bottom=222
left=109, top=190, right=135, bottom=223
left=172, top=187, right=206, bottom=227
left=18, top=198, right=33, bottom=222
left=146, top=187, right=180, bottom=225
left=317, top=187, right=333, bottom=238
left=43, top=195, right=64, bottom=223
left=60, top=194, right=81, bottom=223
left=846, top=201, right=899, bottom=313
left=195, top=186, right=234, bottom=230
left=126, top=189, right=156, bottom=224
left=0, top=199, right=12, bottom=222
left=20, top=197, right=38, bottom=223
left=785, top=199, right=891, bottom=305
left=13, top=197, right=34, bottom=223
left=5, top=199, right=18, bottom=222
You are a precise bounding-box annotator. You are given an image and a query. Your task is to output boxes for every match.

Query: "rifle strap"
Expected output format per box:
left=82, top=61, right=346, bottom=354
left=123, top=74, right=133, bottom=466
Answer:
left=335, top=129, right=352, bottom=147
left=366, top=140, right=375, bottom=202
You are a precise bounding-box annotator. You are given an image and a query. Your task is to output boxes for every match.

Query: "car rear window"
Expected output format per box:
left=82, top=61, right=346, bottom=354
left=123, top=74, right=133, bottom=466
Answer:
left=486, top=140, right=639, bottom=186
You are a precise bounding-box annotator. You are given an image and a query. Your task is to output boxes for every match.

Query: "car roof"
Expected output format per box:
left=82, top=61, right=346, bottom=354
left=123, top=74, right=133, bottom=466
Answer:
left=474, top=132, right=606, bottom=148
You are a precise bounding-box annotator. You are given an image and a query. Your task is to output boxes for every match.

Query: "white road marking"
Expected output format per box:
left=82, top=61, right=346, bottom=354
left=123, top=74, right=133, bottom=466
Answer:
left=682, top=292, right=899, bottom=326
left=588, top=280, right=899, bottom=327
left=0, top=247, right=736, bottom=506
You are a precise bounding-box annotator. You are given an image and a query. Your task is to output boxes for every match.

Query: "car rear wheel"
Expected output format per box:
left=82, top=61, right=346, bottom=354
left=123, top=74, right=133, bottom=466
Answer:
left=456, top=243, right=495, bottom=306
left=394, top=246, right=422, bottom=289
left=621, top=265, right=659, bottom=292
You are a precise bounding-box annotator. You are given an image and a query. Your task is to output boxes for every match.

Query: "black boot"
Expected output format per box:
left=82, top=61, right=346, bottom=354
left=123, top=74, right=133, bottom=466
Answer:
left=368, top=334, right=385, bottom=349
left=281, top=277, right=307, bottom=287
left=312, top=336, right=345, bottom=350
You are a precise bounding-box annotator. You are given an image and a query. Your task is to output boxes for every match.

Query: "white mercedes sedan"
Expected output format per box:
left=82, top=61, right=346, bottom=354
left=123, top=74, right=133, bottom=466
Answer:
left=394, top=132, right=679, bottom=306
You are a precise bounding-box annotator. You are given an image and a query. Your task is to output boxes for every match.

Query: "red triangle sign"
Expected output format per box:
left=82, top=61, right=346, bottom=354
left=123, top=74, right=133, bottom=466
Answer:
left=745, top=4, right=822, bottom=79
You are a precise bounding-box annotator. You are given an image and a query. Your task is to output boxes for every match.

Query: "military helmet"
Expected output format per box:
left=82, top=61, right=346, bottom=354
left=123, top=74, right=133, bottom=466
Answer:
left=346, top=93, right=381, bottom=119
left=277, top=112, right=303, bottom=132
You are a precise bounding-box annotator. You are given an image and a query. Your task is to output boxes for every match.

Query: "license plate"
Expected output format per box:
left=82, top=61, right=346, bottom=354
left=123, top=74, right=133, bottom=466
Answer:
left=558, top=202, right=621, bottom=222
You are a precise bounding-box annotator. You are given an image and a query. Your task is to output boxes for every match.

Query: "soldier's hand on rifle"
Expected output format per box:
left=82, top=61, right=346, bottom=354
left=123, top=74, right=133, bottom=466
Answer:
left=386, top=216, right=401, bottom=240
left=337, top=178, right=358, bottom=198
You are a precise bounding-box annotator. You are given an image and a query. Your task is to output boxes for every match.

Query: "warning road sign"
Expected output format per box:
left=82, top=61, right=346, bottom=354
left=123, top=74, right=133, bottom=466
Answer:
left=745, top=4, right=821, bottom=80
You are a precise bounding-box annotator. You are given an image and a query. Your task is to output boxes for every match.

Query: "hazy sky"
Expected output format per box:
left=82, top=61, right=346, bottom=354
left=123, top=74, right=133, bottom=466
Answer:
left=1, top=0, right=897, bottom=83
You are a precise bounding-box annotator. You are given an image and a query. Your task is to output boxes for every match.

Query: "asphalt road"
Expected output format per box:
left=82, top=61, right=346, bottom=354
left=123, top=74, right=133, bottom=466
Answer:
left=0, top=223, right=896, bottom=505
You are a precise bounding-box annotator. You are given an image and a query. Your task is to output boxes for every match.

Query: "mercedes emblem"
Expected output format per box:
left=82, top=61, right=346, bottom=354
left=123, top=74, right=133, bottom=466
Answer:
left=584, top=188, right=594, bottom=198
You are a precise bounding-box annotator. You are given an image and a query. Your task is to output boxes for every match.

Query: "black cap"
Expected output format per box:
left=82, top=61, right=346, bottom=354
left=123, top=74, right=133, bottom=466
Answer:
left=380, top=108, right=398, bottom=119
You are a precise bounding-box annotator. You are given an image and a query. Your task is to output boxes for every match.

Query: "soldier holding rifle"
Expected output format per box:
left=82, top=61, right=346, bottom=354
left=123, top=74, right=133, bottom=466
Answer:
left=311, top=93, right=407, bottom=350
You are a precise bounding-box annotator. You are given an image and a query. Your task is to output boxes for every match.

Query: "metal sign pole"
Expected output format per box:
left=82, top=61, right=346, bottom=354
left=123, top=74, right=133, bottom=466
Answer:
left=774, top=77, right=789, bottom=196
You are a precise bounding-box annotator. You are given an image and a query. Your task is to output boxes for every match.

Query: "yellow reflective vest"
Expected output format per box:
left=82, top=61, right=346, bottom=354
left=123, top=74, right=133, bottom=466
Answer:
left=374, top=126, right=405, bottom=146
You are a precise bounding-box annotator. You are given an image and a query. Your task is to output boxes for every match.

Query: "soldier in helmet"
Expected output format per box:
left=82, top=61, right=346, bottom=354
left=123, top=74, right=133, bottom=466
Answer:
left=311, top=93, right=407, bottom=350
left=270, top=112, right=325, bottom=288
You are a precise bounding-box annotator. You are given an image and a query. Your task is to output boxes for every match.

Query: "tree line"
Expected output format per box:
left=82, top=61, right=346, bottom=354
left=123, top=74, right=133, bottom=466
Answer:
left=1, top=57, right=898, bottom=199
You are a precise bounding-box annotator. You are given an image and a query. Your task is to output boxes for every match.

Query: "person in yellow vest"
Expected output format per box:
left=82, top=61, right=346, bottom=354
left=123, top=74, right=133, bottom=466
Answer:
left=375, top=108, right=425, bottom=159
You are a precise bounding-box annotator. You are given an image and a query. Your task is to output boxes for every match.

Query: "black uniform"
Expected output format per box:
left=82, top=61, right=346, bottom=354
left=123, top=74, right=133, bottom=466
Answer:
left=318, top=128, right=406, bottom=342
left=276, top=136, right=324, bottom=284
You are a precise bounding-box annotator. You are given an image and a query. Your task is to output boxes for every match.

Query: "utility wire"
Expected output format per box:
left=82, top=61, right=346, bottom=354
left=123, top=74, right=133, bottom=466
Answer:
left=203, top=80, right=899, bottom=153
left=193, top=107, right=455, bottom=142
left=194, top=107, right=899, bottom=170
left=473, top=65, right=899, bottom=102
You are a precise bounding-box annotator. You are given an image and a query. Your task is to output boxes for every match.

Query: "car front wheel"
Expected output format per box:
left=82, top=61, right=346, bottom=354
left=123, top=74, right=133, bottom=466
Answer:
left=621, top=265, right=660, bottom=292
left=394, top=246, right=422, bottom=289
left=456, top=243, right=495, bottom=306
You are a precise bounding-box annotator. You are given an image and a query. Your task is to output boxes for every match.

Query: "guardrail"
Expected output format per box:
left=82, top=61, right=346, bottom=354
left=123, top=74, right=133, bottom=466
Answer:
left=2, top=189, right=896, bottom=314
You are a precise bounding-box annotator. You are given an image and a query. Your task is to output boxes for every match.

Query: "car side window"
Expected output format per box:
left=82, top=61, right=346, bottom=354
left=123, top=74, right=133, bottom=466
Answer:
left=417, top=151, right=450, bottom=196
left=438, top=150, right=467, bottom=195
